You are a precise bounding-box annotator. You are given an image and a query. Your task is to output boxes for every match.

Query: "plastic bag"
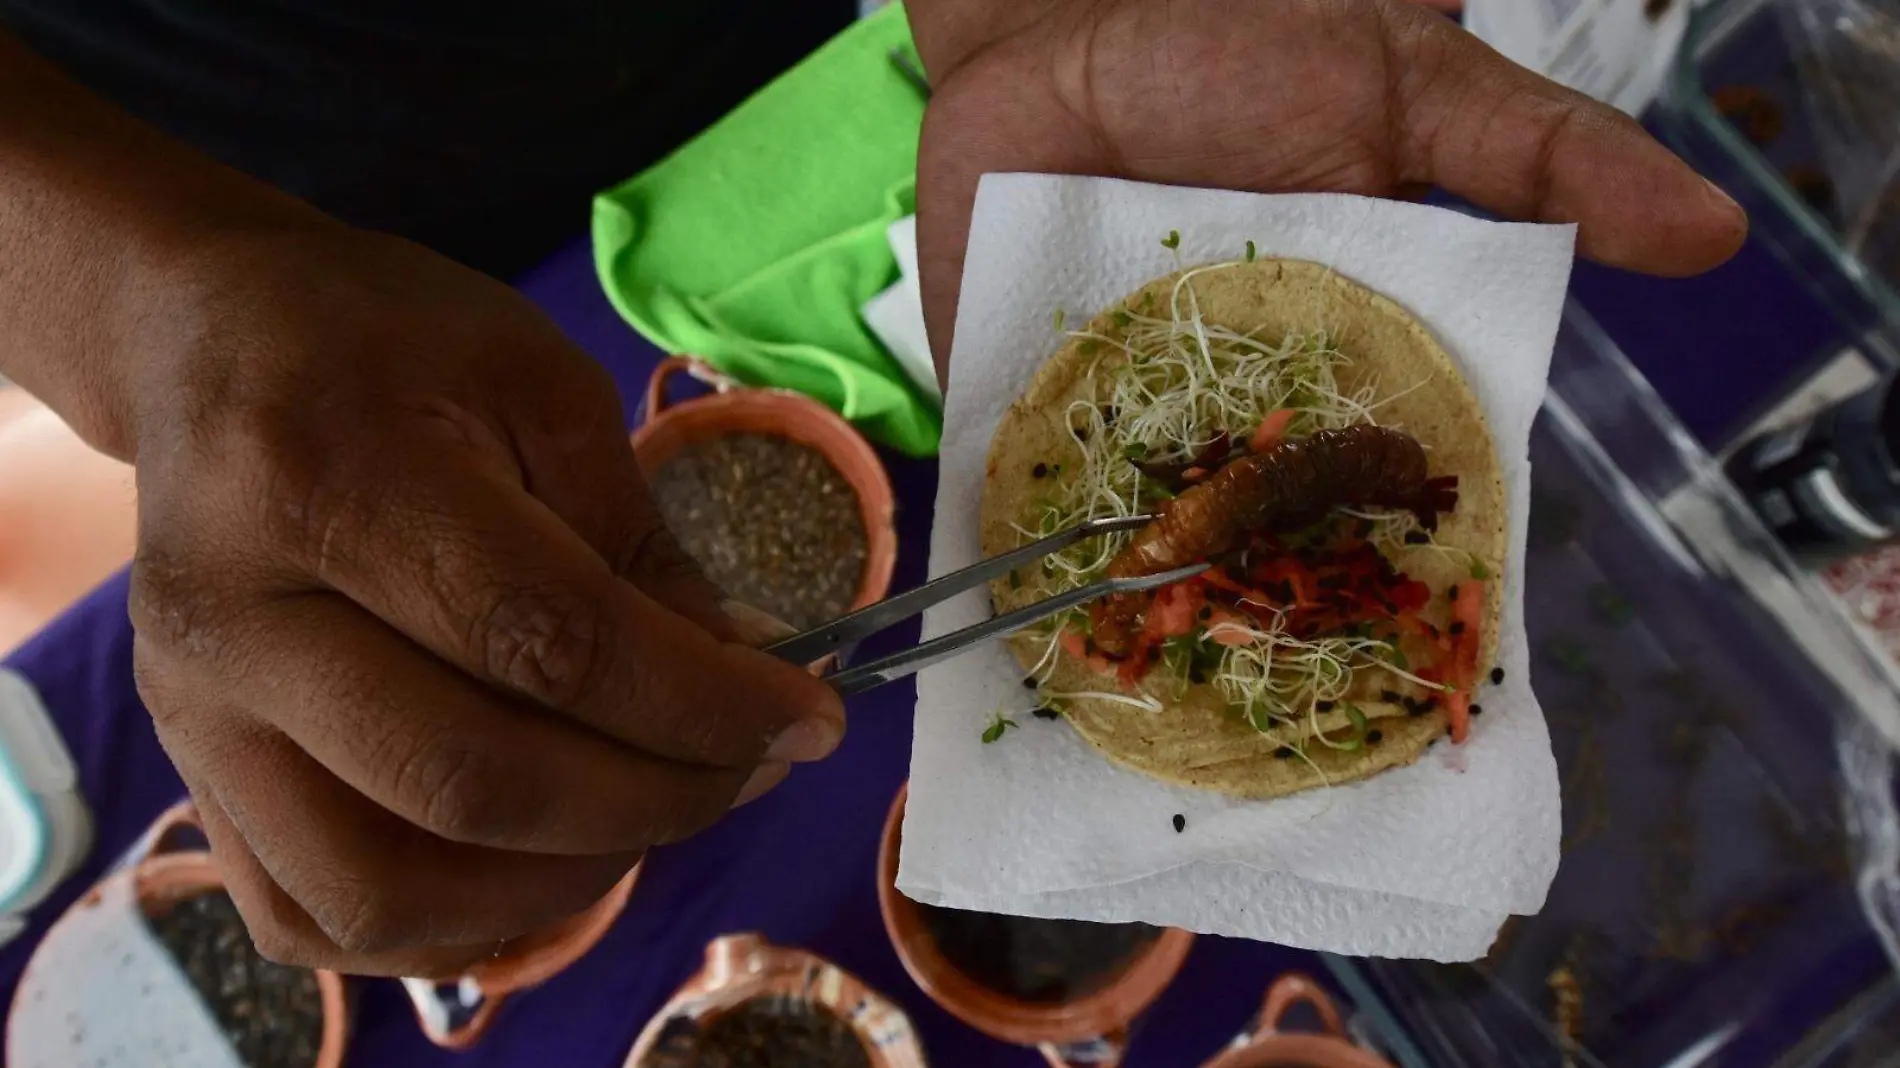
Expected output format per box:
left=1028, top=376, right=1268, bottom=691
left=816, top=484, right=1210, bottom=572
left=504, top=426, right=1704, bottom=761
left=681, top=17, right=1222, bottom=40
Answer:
left=1778, top=0, right=1900, bottom=283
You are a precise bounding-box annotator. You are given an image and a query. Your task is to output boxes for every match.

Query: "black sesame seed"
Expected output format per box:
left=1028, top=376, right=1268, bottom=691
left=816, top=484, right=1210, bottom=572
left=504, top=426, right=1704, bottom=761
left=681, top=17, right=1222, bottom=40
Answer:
left=1033, top=705, right=1061, bottom=720
left=1172, top=814, right=1186, bottom=833
left=1449, top=621, right=1467, bottom=635
left=1490, top=667, right=1505, bottom=684
left=1380, top=689, right=1401, bottom=704
left=1469, top=703, right=1484, bottom=716
left=1032, top=462, right=1049, bottom=479
left=1406, top=701, right=1427, bottom=718
left=1188, top=667, right=1206, bottom=684
left=1367, top=729, right=1384, bottom=744
left=1022, top=677, right=1039, bottom=689
left=1315, top=700, right=1336, bottom=712
left=1404, top=531, right=1430, bottom=545
left=1448, top=584, right=1461, bottom=601
left=1198, top=606, right=1213, bottom=621
left=1274, top=747, right=1296, bottom=759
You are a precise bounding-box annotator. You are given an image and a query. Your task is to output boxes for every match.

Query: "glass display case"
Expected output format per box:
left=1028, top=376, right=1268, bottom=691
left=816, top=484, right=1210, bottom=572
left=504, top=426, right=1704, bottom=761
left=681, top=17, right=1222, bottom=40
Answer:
left=1329, top=303, right=1900, bottom=1067
left=1656, top=0, right=1900, bottom=361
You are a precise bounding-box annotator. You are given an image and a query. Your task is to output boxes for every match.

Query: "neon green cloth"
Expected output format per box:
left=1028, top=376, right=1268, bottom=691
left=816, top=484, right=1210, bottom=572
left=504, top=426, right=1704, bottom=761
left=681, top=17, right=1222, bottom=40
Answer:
left=591, top=4, right=938, bottom=456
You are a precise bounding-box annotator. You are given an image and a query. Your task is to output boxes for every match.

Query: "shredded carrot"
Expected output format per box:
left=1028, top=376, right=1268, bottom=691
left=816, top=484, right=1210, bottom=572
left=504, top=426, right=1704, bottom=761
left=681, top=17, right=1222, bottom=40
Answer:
left=1286, top=571, right=1312, bottom=609
left=1441, top=580, right=1487, bottom=743
left=1145, top=583, right=1202, bottom=639
left=1249, top=409, right=1297, bottom=452
left=1060, top=629, right=1089, bottom=659
left=1116, top=643, right=1153, bottom=685
left=1452, top=581, right=1484, bottom=634
left=1201, top=569, right=1250, bottom=596
left=1204, top=608, right=1256, bottom=646
left=1452, top=581, right=1484, bottom=680
left=1444, top=690, right=1472, bottom=743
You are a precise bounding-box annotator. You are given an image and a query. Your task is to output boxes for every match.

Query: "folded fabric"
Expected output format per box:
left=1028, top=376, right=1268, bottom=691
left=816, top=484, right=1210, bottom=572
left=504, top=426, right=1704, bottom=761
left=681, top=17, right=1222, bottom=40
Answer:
left=592, top=3, right=939, bottom=456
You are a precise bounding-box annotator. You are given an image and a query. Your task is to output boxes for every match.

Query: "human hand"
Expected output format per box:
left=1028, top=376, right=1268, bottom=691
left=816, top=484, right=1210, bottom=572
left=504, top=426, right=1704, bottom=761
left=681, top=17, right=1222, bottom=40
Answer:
left=125, top=221, right=844, bottom=977
left=912, top=0, right=1745, bottom=361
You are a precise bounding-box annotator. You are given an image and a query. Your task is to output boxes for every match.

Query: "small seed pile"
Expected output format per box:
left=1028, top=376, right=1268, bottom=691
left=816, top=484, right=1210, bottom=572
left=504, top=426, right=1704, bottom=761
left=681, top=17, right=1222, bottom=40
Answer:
left=642, top=996, right=872, bottom=1068
left=651, top=434, right=868, bottom=630
left=147, top=891, right=323, bottom=1068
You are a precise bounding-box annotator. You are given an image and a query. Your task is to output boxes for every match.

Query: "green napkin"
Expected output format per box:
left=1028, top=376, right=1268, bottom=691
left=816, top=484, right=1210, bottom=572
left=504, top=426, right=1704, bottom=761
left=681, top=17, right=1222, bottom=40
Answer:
left=592, top=4, right=938, bottom=456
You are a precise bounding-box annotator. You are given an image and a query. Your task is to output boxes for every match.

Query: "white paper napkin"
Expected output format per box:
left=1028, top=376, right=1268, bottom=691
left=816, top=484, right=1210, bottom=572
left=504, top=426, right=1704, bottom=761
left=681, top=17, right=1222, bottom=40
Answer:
left=862, top=215, right=941, bottom=404
left=898, top=175, right=1570, bottom=961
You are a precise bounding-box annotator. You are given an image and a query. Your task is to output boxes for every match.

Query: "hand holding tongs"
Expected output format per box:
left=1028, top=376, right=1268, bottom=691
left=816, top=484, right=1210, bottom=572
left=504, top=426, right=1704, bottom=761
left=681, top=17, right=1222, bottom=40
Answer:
left=765, top=515, right=1206, bottom=696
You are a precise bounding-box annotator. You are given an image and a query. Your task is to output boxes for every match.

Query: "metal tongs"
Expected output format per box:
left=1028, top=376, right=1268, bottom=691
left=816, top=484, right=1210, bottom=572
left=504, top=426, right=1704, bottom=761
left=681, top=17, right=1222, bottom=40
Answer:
left=765, top=515, right=1207, bottom=696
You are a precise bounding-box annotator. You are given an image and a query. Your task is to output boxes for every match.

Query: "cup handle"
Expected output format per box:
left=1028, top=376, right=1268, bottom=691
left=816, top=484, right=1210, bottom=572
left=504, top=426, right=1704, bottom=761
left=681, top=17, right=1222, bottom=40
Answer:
left=640, top=357, right=736, bottom=428
left=1037, top=1026, right=1127, bottom=1067
left=1252, top=972, right=1347, bottom=1042
left=125, top=800, right=206, bottom=867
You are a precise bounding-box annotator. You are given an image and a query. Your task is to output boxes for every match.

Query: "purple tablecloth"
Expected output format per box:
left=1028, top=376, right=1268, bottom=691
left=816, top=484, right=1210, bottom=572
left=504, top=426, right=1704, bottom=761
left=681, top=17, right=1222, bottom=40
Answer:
left=0, top=236, right=1328, bottom=1068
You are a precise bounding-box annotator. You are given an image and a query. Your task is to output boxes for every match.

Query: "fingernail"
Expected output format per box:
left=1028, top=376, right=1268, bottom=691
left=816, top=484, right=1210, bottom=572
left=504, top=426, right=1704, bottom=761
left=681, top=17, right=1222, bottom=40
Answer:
left=1703, top=176, right=1743, bottom=214
left=733, top=761, right=790, bottom=808
left=720, top=599, right=798, bottom=647
left=766, top=717, right=843, bottom=762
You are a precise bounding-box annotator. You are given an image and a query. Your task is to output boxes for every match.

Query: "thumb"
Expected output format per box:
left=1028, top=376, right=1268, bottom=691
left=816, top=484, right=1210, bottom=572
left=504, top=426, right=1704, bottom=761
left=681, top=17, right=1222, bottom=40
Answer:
left=1381, top=2, right=1746, bottom=274
left=718, top=599, right=800, bottom=647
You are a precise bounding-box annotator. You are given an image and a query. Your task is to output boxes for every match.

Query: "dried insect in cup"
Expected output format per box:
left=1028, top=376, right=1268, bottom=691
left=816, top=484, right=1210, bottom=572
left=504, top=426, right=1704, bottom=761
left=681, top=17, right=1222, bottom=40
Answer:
left=650, top=433, right=869, bottom=631
left=639, top=995, right=871, bottom=1068
left=147, top=891, right=325, bottom=1068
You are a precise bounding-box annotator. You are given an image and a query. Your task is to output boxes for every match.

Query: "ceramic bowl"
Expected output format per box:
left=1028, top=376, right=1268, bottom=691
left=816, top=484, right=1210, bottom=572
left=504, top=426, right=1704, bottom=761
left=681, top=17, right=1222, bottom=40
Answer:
left=624, top=931, right=926, bottom=1067
left=630, top=356, right=897, bottom=613
left=876, top=783, right=1193, bottom=1067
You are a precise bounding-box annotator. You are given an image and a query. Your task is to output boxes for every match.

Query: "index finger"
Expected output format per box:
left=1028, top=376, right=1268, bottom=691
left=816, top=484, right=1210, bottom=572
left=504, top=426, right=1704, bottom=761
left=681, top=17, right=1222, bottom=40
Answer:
left=277, top=443, right=843, bottom=770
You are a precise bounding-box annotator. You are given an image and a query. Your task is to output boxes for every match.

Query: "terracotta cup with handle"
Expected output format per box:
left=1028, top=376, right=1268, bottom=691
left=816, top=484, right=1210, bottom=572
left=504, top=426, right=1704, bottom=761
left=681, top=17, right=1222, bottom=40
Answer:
left=877, top=783, right=1194, bottom=1068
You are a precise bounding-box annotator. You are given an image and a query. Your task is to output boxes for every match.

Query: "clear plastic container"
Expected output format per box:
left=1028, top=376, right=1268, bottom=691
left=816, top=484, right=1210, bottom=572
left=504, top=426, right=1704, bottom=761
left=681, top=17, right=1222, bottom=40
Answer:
left=1656, top=0, right=1900, bottom=359
left=1328, top=303, right=1900, bottom=1067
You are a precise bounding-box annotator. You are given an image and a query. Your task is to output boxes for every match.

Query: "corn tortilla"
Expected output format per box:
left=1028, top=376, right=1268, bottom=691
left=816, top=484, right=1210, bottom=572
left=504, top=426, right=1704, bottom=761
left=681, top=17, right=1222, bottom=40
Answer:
left=981, top=259, right=1506, bottom=798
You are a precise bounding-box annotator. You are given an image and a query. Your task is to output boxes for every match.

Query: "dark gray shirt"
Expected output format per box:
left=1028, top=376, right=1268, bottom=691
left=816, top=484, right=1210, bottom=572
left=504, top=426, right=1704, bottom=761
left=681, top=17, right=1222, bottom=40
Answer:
left=5, top=1, right=853, bottom=275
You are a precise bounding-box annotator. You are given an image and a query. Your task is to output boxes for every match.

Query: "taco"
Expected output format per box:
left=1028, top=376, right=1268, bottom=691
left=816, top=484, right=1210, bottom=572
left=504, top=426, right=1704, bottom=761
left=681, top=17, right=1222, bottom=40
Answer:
left=981, top=257, right=1506, bottom=799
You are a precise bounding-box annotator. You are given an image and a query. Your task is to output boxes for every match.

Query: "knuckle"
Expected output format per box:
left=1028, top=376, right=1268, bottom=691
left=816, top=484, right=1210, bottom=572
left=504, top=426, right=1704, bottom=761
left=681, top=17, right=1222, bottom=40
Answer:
left=252, top=441, right=378, bottom=581
left=130, top=640, right=190, bottom=733
left=621, top=517, right=707, bottom=590
left=127, top=540, right=217, bottom=655
left=244, top=915, right=319, bottom=969
left=466, top=582, right=614, bottom=711
left=312, top=884, right=410, bottom=956
left=220, top=867, right=324, bottom=968
left=393, top=736, right=524, bottom=846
